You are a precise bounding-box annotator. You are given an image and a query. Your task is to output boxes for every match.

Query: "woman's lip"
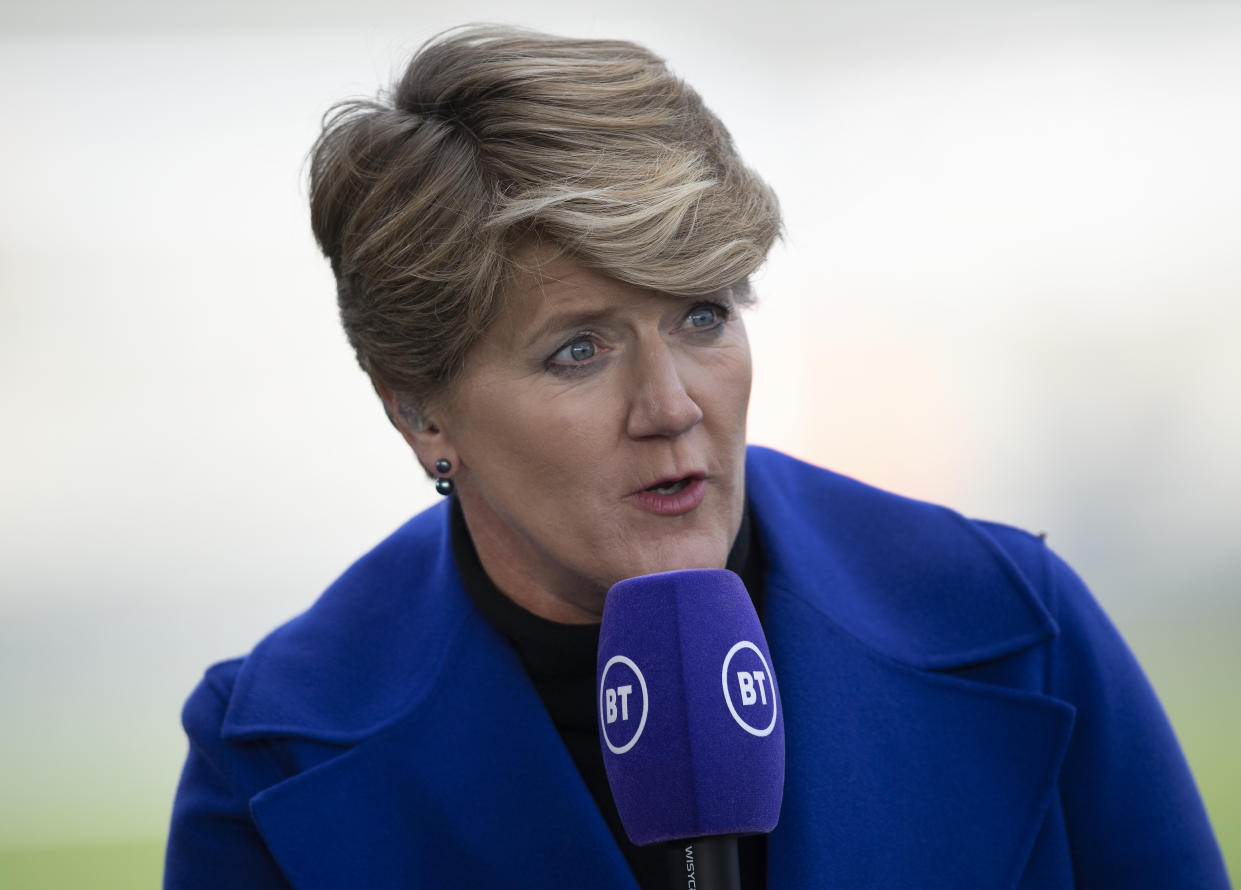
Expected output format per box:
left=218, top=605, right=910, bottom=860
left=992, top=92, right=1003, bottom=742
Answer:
left=631, top=476, right=707, bottom=516
left=638, top=470, right=707, bottom=493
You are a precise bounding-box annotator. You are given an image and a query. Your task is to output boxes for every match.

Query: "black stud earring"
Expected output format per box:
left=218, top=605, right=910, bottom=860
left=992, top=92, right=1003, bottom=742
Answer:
left=434, top=459, right=454, bottom=496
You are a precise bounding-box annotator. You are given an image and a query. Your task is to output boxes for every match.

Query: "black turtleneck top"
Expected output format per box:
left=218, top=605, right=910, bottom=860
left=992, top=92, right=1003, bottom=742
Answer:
left=450, top=498, right=769, bottom=889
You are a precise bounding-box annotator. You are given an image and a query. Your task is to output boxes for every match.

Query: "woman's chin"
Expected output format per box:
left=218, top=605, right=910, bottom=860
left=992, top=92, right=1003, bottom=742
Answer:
left=613, top=539, right=732, bottom=583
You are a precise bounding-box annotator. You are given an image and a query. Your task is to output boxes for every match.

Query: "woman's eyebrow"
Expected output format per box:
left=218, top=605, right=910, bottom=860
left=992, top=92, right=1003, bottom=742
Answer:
left=521, top=306, right=617, bottom=346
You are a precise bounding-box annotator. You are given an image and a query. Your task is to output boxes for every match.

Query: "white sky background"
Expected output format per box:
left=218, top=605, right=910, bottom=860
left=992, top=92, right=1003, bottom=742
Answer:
left=1, top=0, right=1239, bottom=845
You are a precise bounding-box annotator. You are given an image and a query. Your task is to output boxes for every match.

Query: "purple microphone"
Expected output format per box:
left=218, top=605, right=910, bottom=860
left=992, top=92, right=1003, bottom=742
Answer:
left=597, top=569, right=784, bottom=889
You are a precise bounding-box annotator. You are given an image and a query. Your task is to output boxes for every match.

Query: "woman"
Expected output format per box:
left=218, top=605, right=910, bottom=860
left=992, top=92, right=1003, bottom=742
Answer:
left=165, top=25, right=1228, bottom=889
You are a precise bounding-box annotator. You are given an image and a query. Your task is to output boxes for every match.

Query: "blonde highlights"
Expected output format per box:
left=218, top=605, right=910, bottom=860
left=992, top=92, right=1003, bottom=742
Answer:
left=309, top=25, right=781, bottom=411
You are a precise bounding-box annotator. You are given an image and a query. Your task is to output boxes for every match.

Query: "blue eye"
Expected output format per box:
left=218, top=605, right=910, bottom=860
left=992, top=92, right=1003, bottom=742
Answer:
left=688, top=306, right=718, bottom=328
left=569, top=340, right=596, bottom=361
left=550, top=337, right=597, bottom=366
left=685, top=302, right=730, bottom=331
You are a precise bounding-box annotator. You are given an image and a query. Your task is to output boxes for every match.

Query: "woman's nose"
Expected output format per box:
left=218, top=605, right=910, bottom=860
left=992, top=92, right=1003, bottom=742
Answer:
left=625, top=341, right=704, bottom=439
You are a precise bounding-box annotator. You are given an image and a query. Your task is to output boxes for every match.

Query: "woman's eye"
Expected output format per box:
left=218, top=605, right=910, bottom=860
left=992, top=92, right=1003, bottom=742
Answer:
left=569, top=340, right=596, bottom=361
left=689, top=307, right=717, bottom=327
left=685, top=303, right=728, bottom=330
left=551, top=338, right=597, bottom=364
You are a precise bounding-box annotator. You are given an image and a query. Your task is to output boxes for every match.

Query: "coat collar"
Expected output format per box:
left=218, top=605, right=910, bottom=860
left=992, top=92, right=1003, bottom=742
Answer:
left=224, top=446, right=1074, bottom=888
left=220, top=502, right=465, bottom=742
left=744, top=444, right=1060, bottom=670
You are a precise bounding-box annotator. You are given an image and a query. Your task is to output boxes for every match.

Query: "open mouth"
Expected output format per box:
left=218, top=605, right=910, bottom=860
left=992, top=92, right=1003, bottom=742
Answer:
left=646, top=477, right=693, bottom=496
left=633, top=474, right=706, bottom=515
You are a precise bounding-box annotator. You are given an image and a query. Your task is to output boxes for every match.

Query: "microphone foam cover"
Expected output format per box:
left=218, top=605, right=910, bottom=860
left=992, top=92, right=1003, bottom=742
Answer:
left=597, top=569, right=784, bottom=846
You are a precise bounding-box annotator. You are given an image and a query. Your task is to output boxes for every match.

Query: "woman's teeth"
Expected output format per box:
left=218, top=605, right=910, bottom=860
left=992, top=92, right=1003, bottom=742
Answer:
left=648, top=478, right=691, bottom=495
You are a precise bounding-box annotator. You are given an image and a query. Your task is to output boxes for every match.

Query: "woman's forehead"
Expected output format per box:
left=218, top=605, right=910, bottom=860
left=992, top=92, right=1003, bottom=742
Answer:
left=504, top=242, right=721, bottom=320
left=498, top=252, right=666, bottom=345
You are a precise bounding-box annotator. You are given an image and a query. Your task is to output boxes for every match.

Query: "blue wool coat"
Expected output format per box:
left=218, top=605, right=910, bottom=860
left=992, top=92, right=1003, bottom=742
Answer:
left=165, top=447, right=1229, bottom=888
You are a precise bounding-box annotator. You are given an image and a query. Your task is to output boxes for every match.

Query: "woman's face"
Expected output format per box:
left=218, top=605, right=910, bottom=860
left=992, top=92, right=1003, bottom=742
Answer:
left=426, top=247, right=753, bottom=623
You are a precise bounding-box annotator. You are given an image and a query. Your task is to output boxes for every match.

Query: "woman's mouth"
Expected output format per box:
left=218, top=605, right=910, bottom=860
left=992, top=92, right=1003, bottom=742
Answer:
left=633, top=475, right=707, bottom=516
left=646, top=478, right=693, bottom=496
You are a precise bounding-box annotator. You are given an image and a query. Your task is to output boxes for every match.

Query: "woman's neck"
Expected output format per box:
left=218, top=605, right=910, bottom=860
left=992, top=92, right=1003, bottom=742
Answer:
left=458, top=498, right=607, bottom=625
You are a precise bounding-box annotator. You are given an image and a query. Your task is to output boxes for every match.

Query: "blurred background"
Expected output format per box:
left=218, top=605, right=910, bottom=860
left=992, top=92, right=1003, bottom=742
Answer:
left=1, top=0, right=1237, bottom=886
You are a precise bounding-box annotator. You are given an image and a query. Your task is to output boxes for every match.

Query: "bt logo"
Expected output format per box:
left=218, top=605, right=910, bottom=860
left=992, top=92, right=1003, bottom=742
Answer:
left=605, top=684, right=634, bottom=723
left=598, top=655, right=649, bottom=754
left=735, top=668, right=769, bottom=707
left=721, top=640, right=778, bottom=737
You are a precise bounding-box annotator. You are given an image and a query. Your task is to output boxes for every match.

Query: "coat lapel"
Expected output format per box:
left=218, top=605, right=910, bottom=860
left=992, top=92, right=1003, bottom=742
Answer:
left=248, top=609, right=637, bottom=890
left=747, top=447, right=1076, bottom=887
left=765, top=591, right=1074, bottom=888
left=219, top=502, right=634, bottom=889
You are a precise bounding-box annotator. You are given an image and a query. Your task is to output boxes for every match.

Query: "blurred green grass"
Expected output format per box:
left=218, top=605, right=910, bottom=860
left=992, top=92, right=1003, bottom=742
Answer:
left=1126, top=616, right=1240, bottom=883
left=0, top=617, right=1234, bottom=888
left=0, top=841, right=164, bottom=890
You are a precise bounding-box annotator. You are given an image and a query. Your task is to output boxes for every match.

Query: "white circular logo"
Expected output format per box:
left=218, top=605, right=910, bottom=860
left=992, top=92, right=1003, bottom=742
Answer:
left=598, top=655, right=649, bottom=754
left=721, top=640, right=778, bottom=737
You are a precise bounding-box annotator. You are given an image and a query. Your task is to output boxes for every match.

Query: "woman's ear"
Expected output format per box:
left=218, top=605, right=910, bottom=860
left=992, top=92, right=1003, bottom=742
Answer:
left=372, top=381, right=459, bottom=480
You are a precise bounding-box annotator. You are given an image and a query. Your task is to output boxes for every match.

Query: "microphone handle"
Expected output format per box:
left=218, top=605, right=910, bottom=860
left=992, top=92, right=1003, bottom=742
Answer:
left=664, top=835, right=741, bottom=890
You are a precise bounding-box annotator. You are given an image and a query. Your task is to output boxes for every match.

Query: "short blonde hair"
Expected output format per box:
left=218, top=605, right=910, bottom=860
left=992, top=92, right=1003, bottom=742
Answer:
left=309, top=24, right=781, bottom=417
